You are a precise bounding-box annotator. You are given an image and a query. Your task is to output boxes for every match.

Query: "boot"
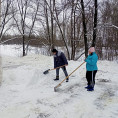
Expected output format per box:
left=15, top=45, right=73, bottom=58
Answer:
left=85, top=85, right=90, bottom=89
left=87, top=87, right=94, bottom=91
left=54, top=76, right=59, bottom=81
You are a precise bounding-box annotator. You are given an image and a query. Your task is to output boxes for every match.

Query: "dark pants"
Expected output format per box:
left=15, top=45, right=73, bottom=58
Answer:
left=86, top=70, right=97, bottom=88
left=56, top=66, right=68, bottom=79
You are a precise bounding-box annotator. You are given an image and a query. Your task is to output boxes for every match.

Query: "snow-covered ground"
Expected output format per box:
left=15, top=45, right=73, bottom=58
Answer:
left=0, top=53, right=118, bottom=118
left=0, top=45, right=49, bottom=57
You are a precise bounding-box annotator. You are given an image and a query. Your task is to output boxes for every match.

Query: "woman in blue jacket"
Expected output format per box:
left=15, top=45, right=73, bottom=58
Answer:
left=85, top=47, right=98, bottom=91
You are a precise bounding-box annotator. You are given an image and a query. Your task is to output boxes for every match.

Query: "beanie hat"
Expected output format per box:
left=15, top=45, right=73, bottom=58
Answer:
left=89, top=47, right=95, bottom=52
left=52, top=49, right=58, bottom=52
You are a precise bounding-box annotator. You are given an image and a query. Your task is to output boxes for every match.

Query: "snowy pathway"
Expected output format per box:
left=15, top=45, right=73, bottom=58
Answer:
left=0, top=55, right=118, bottom=118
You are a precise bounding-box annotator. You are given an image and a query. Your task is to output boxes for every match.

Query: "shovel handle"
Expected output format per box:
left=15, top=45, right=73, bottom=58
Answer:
left=50, top=65, right=66, bottom=71
left=54, top=61, right=85, bottom=89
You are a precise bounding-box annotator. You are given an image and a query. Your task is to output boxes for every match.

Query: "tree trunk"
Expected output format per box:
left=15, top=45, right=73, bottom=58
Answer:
left=81, top=0, right=88, bottom=58
left=23, top=35, right=25, bottom=56
left=92, top=0, right=98, bottom=47
left=50, top=0, right=54, bottom=49
left=71, top=1, right=74, bottom=60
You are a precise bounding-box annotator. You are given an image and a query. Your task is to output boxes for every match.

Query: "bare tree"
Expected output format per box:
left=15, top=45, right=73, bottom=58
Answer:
left=92, top=0, right=98, bottom=47
left=44, top=0, right=51, bottom=52
left=44, top=0, right=71, bottom=59
left=0, top=0, right=13, bottom=41
left=96, top=0, right=118, bottom=60
left=80, top=0, right=88, bottom=58
left=0, top=0, right=1, bottom=26
left=13, top=0, right=40, bottom=56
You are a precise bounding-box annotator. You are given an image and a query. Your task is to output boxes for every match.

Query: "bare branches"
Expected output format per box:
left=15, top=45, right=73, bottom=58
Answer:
left=0, top=0, right=117, bottom=60
left=0, top=0, right=12, bottom=41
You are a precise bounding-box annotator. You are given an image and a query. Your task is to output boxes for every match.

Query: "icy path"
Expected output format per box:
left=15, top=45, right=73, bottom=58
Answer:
left=0, top=55, right=118, bottom=118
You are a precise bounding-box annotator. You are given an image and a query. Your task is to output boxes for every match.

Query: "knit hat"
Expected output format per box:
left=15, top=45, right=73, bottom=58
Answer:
left=52, top=49, right=58, bottom=53
left=89, top=47, right=95, bottom=52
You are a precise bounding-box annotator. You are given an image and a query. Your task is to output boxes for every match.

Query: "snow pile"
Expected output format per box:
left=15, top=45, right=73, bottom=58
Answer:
left=0, top=54, right=118, bottom=118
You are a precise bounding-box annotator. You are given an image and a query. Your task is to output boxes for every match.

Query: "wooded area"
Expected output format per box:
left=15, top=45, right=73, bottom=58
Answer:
left=0, top=0, right=118, bottom=60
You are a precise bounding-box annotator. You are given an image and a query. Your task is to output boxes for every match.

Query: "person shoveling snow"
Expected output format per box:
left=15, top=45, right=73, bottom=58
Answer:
left=52, top=49, right=69, bottom=82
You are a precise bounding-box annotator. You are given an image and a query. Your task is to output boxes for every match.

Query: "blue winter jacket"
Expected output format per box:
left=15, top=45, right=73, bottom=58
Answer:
left=85, top=52, right=98, bottom=71
left=54, top=51, right=68, bottom=68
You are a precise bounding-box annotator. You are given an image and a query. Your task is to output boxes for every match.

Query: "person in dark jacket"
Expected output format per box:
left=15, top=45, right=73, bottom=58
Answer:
left=85, top=47, right=98, bottom=91
left=52, top=49, right=69, bottom=82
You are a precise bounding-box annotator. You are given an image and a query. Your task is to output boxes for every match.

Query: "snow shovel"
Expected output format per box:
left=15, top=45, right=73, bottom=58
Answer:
left=43, top=65, right=66, bottom=74
left=54, top=61, right=85, bottom=92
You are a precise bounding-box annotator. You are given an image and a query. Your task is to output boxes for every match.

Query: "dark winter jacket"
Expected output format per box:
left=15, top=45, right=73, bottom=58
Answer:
left=85, top=52, right=98, bottom=71
left=54, top=51, right=68, bottom=68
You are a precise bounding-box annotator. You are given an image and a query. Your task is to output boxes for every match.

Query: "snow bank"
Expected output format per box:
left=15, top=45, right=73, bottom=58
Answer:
left=0, top=54, right=118, bottom=118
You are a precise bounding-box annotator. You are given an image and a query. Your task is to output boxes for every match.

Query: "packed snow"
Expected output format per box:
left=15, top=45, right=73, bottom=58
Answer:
left=0, top=53, right=118, bottom=118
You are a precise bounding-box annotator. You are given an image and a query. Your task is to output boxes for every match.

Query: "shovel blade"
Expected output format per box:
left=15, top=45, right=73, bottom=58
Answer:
left=54, top=84, right=61, bottom=92
left=43, top=69, right=50, bottom=74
